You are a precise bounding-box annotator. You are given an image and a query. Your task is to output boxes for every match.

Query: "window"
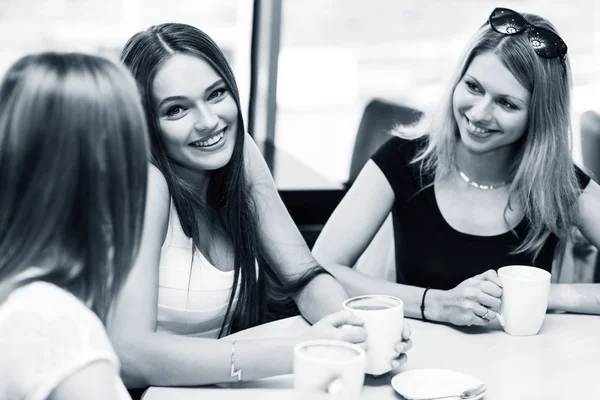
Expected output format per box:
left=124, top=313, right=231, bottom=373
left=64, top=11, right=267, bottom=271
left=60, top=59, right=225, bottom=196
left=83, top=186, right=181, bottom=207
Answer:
left=0, top=0, right=253, bottom=109
left=274, top=0, right=600, bottom=184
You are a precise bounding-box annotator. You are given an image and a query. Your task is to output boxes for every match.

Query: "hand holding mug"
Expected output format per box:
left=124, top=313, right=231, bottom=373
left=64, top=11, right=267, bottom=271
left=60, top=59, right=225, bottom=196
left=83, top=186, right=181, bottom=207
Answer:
left=496, top=265, right=551, bottom=336
left=301, top=310, right=367, bottom=349
left=441, top=269, right=503, bottom=326
left=343, top=295, right=405, bottom=376
left=390, top=322, right=412, bottom=374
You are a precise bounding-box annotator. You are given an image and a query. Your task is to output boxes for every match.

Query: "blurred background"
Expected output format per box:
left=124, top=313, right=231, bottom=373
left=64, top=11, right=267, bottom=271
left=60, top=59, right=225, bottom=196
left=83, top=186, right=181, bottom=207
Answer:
left=2, top=0, right=598, bottom=280
left=1, top=0, right=598, bottom=185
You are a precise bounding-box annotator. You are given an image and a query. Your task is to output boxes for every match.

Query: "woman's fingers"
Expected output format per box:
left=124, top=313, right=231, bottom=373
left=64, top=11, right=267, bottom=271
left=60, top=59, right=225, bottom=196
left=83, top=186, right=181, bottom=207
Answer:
left=480, top=280, right=503, bottom=298
left=395, top=338, right=413, bottom=355
left=401, top=322, right=411, bottom=341
left=354, top=341, right=368, bottom=351
left=315, top=374, right=343, bottom=395
left=480, top=269, right=503, bottom=287
left=446, top=271, right=504, bottom=326
left=320, top=310, right=364, bottom=328
left=338, top=325, right=367, bottom=344
left=471, top=304, right=497, bottom=325
left=473, top=290, right=501, bottom=310
left=464, top=279, right=502, bottom=309
left=390, top=353, right=408, bottom=374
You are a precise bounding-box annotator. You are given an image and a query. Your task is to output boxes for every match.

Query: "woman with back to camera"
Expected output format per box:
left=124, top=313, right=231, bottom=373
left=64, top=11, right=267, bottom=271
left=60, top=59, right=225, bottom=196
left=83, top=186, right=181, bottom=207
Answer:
left=0, top=52, right=149, bottom=400
left=313, top=8, right=600, bottom=327
left=110, top=23, right=411, bottom=394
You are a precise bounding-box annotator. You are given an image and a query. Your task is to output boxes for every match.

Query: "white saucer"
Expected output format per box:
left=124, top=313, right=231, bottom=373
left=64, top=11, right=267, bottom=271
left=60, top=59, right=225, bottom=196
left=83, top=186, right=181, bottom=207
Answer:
left=391, top=368, right=485, bottom=400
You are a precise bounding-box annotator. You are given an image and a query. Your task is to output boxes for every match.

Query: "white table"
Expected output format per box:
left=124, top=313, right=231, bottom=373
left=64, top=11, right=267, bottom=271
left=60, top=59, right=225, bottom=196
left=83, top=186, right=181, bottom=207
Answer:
left=143, top=313, right=600, bottom=400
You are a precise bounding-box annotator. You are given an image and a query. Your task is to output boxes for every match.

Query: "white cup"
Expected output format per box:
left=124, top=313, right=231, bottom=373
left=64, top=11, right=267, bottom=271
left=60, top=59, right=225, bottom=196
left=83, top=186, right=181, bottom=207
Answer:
left=343, top=295, right=404, bottom=376
left=293, top=340, right=366, bottom=399
left=497, top=265, right=551, bottom=336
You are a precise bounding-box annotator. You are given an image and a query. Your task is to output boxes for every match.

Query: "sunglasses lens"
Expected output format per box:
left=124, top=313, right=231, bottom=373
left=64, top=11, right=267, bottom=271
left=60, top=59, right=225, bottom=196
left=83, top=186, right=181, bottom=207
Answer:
left=528, top=28, right=568, bottom=59
left=489, top=8, right=528, bottom=34
left=488, top=8, right=568, bottom=60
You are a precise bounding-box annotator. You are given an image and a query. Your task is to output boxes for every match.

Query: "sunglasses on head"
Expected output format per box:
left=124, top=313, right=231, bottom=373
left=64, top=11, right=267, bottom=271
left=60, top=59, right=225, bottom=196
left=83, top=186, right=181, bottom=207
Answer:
left=488, top=7, right=568, bottom=60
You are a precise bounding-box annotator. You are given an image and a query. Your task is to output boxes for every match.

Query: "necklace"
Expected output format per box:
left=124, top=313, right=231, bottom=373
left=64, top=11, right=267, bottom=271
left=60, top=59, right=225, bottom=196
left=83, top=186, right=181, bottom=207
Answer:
left=458, top=169, right=508, bottom=190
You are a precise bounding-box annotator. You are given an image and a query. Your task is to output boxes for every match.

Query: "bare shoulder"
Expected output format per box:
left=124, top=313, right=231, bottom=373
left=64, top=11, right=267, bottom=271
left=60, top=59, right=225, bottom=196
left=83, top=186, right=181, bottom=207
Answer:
left=354, top=159, right=396, bottom=195
left=580, top=178, right=600, bottom=201
left=577, top=179, right=600, bottom=247
left=242, top=133, right=271, bottom=181
left=141, top=164, right=170, bottom=246
left=243, top=133, right=263, bottom=162
left=579, top=179, right=600, bottom=215
left=242, top=132, right=260, bottom=155
left=148, top=163, right=170, bottom=203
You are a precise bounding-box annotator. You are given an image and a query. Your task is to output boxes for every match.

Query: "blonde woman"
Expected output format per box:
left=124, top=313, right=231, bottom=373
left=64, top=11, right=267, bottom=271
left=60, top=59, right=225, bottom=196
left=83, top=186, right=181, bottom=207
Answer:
left=314, top=8, right=600, bottom=326
left=0, top=53, right=149, bottom=400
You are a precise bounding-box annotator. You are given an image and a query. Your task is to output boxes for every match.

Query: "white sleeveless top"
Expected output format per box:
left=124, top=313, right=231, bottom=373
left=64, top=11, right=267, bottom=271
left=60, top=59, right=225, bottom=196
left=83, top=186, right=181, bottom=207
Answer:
left=157, top=201, right=240, bottom=338
left=0, top=281, right=130, bottom=400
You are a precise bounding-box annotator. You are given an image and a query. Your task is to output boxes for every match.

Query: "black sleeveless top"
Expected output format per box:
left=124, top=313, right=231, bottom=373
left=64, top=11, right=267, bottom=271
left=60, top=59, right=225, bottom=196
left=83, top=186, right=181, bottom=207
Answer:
left=371, top=136, right=590, bottom=290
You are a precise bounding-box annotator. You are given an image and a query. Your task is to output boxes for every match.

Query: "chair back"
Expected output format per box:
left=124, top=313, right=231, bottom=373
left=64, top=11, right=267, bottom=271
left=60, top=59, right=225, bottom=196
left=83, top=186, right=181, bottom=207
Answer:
left=348, top=99, right=421, bottom=281
left=348, top=99, right=422, bottom=186
left=581, top=111, right=600, bottom=182
left=580, top=110, right=600, bottom=283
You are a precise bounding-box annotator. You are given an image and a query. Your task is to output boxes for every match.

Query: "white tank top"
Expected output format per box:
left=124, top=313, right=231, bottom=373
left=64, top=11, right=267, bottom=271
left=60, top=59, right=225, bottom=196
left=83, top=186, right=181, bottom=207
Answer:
left=157, top=201, right=239, bottom=338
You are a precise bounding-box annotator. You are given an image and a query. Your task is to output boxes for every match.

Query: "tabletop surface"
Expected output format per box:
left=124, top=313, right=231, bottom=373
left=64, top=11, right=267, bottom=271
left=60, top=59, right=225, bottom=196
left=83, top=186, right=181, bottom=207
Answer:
left=143, top=313, right=600, bottom=400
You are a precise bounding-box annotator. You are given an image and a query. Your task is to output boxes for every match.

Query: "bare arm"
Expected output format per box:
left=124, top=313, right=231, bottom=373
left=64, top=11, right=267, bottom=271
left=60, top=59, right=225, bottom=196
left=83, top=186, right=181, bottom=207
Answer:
left=107, top=165, right=302, bottom=387
left=312, top=160, right=503, bottom=326
left=312, top=161, right=433, bottom=319
left=313, top=160, right=395, bottom=267
left=549, top=180, right=600, bottom=314
left=243, top=134, right=349, bottom=322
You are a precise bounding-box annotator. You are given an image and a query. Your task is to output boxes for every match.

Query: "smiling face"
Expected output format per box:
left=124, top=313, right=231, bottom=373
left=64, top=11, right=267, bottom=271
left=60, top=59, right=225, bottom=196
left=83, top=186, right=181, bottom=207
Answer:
left=452, top=51, right=531, bottom=156
left=152, top=53, right=238, bottom=176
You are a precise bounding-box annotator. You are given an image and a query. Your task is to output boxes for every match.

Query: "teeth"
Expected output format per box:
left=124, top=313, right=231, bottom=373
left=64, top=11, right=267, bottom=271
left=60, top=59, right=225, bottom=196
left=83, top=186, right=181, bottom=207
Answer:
left=468, top=120, right=491, bottom=134
left=192, top=130, right=225, bottom=148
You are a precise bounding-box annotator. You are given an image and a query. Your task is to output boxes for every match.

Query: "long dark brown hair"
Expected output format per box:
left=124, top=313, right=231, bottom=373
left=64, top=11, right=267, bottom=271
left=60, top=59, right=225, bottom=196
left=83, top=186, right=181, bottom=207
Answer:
left=121, top=23, right=324, bottom=336
left=0, top=52, right=149, bottom=322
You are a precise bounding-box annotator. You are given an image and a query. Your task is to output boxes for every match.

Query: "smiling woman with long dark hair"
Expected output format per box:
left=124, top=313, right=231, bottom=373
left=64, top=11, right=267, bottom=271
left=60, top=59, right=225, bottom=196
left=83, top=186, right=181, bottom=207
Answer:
left=109, top=22, right=411, bottom=392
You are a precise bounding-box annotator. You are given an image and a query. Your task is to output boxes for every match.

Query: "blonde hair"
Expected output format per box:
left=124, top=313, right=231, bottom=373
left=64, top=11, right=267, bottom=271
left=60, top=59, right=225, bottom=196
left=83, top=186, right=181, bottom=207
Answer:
left=394, top=12, right=579, bottom=259
left=0, top=53, right=149, bottom=321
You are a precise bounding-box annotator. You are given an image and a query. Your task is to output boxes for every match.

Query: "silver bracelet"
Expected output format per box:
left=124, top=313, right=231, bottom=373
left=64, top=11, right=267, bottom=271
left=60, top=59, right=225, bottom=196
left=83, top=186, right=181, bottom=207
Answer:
left=230, top=341, right=242, bottom=382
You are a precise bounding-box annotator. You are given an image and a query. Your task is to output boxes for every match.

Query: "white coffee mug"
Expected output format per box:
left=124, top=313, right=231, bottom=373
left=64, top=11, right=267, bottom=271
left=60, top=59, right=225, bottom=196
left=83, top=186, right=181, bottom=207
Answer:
left=497, top=265, right=551, bottom=336
left=343, top=295, right=404, bottom=375
left=293, top=340, right=366, bottom=399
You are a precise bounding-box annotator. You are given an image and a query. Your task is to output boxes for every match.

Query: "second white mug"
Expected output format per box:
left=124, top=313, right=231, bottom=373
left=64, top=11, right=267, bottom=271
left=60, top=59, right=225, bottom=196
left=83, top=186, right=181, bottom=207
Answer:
left=293, top=340, right=366, bottom=399
left=497, top=265, right=551, bottom=336
left=343, top=294, right=404, bottom=375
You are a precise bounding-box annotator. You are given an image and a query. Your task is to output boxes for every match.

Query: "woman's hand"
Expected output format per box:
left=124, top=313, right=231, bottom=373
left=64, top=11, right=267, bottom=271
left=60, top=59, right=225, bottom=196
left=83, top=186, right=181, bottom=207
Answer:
left=437, top=269, right=503, bottom=326
left=300, top=310, right=367, bottom=349
left=390, top=322, right=412, bottom=374
left=300, top=311, right=411, bottom=374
